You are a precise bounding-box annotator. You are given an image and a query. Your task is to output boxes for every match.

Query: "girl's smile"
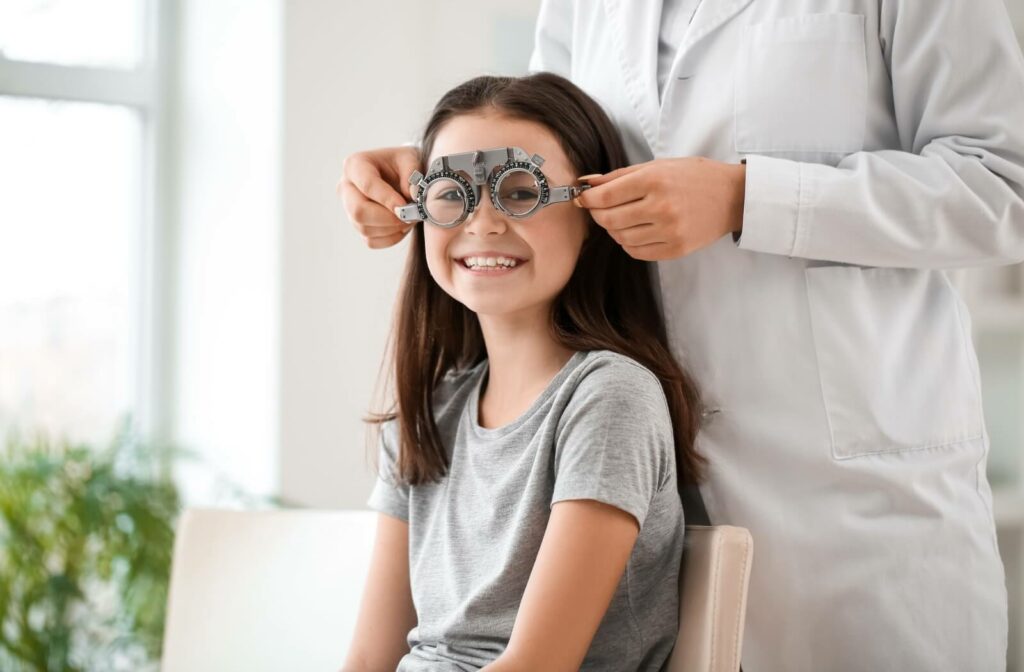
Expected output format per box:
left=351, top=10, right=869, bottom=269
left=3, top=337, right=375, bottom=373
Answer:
left=455, top=251, right=528, bottom=275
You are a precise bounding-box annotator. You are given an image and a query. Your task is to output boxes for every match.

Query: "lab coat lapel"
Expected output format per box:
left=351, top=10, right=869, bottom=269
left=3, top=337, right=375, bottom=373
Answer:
left=602, top=0, right=755, bottom=152
left=681, top=0, right=755, bottom=52
left=602, top=0, right=662, bottom=152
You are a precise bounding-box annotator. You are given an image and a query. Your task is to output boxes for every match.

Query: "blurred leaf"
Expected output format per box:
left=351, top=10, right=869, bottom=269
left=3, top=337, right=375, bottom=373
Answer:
left=0, top=421, right=184, bottom=671
left=0, top=416, right=287, bottom=671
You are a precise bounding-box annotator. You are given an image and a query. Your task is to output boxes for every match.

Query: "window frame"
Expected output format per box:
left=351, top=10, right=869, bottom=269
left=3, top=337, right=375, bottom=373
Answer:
left=0, top=0, right=177, bottom=468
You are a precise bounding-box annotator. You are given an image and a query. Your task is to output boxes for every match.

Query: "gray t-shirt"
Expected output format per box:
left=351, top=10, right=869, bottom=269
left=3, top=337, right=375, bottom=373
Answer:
left=366, top=349, right=685, bottom=671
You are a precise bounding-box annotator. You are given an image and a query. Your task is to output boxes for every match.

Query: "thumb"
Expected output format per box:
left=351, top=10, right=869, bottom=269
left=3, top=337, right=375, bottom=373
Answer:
left=394, top=147, right=422, bottom=200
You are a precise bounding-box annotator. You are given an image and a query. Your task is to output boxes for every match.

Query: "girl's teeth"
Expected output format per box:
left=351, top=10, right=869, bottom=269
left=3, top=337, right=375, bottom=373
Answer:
left=464, top=256, right=519, bottom=269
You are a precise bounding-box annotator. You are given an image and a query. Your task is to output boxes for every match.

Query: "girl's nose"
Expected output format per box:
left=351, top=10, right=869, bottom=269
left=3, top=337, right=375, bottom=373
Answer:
left=463, top=188, right=508, bottom=236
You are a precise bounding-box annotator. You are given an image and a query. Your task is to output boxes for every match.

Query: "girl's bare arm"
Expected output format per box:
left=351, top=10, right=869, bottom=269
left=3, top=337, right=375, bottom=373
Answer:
left=341, top=513, right=417, bottom=672
left=482, top=499, right=641, bottom=672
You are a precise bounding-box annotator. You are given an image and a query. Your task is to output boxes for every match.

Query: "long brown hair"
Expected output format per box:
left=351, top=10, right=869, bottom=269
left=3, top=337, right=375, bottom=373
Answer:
left=366, top=72, right=705, bottom=489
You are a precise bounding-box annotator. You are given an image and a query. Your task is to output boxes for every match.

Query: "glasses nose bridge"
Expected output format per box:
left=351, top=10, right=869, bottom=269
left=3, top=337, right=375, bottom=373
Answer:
left=463, top=179, right=508, bottom=233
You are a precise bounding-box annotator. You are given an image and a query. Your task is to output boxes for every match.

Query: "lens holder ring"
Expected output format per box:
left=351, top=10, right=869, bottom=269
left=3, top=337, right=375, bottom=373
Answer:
left=418, top=169, right=477, bottom=227
left=489, top=160, right=550, bottom=218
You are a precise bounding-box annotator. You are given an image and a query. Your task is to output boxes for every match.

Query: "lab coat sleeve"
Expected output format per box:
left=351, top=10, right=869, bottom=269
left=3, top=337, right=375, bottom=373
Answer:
left=528, top=0, right=574, bottom=78
left=737, top=0, right=1024, bottom=269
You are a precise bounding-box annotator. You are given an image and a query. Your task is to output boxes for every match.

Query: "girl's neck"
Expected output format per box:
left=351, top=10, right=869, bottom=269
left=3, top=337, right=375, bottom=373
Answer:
left=476, top=310, right=576, bottom=428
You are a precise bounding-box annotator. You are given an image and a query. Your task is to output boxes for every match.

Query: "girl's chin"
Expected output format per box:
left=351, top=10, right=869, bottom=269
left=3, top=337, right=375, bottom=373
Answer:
left=458, top=300, right=523, bottom=317
left=456, top=295, right=558, bottom=321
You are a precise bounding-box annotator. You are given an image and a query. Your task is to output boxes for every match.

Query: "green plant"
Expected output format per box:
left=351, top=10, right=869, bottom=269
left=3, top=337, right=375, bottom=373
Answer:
left=0, top=423, right=182, bottom=672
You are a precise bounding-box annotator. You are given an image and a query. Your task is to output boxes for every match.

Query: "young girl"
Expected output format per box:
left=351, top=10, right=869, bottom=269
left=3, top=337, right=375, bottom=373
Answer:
left=343, top=72, right=705, bottom=672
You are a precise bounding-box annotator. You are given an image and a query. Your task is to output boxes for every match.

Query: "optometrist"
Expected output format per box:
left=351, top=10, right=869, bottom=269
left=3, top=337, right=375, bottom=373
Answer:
left=340, top=1, right=1024, bottom=670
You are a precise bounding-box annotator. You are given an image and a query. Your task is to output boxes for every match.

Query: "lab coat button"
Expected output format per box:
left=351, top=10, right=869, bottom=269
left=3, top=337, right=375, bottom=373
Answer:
left=701, top=407, right=723, bottom=422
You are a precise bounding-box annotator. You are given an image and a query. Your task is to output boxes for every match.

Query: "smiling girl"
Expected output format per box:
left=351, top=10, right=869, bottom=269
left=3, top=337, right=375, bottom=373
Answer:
left=342, top=73, right=705, bottom=672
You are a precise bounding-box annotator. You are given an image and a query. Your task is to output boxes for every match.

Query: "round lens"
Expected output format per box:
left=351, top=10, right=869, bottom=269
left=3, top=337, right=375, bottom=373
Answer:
left=495, top=170, right=541, bottom=216
left=424, top=178, right=468, bottom=226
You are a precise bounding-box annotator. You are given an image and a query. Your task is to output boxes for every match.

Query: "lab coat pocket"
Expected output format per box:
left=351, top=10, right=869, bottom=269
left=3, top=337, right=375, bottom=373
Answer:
left=804, top=265, right=984, bottom=459
left=735, top=13, right=867, bottom=160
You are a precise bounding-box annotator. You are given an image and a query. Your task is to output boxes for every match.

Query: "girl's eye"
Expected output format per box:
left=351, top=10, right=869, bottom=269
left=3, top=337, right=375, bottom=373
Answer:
left=504, top=189, right=538, bottom=201
left=438, top=189, right=464, bottom=201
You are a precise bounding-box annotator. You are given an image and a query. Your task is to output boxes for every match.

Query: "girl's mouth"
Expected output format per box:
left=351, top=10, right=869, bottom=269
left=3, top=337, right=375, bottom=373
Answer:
left=456, top=256, right=527, bottom=275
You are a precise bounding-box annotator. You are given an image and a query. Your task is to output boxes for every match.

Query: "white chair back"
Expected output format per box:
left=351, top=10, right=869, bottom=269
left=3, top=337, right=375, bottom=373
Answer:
left=162, top=510, right=753, bottom=672
left=161, top=508, right=375, bottom=672
left=667, top=524, right=754, bottom=672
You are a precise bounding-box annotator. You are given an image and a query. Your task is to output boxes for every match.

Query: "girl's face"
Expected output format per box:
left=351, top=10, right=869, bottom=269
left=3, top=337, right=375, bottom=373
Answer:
left=423, top=110, right=589, bottom=319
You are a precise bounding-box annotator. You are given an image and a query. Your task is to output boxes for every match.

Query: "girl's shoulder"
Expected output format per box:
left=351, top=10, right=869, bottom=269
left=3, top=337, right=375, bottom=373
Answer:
left=570, top=349, right=664, bottom=393
left=558, top=349, right=673, bottom=426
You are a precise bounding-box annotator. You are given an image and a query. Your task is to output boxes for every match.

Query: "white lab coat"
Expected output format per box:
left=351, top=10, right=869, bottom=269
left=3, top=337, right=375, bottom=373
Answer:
left=529, top=1, right=1024, bottom=670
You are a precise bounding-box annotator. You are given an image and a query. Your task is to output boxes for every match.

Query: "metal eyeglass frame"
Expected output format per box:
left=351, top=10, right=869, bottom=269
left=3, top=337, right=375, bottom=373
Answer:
left=393, top=146, right=591, bottom=228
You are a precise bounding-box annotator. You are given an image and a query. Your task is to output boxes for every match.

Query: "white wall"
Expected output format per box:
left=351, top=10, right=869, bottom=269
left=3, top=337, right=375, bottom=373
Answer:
left=279, top=1, right=540, bottom=508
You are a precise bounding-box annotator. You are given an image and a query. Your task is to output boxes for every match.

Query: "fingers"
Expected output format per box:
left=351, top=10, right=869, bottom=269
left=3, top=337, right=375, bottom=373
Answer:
left=578, top=163, right=644, bottom=187
left=606, top=222, right=659, bottom=248
left=340, top=179, right=415, bottom=239
left=346, top=158, right=410, bottom=214
left=339, top=146, right=422, bottom=250
left=622, top=241, right=674, bottom=261
left=341, top=146, right=421, bottom=212
left=587, top=198, right=653, bottom=232
left=576, top=169, right=649, bottom=210
left=393, top=148, right=422, bottom=201
left=366, top=228, right=414, bottom=249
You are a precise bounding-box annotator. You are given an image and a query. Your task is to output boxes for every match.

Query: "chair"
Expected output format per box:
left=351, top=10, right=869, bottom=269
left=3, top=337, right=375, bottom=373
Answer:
left=161, top=509, right=376, bottom=672
left=668, top=525, right=754, bottom=672
left=162, top=509, right=752, bottom=671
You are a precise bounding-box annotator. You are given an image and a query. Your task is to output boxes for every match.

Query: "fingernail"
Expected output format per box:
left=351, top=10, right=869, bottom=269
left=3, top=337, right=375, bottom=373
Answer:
left=578, top=173, right=603, bottom=181
left=573, top=196, right=582, bottom=208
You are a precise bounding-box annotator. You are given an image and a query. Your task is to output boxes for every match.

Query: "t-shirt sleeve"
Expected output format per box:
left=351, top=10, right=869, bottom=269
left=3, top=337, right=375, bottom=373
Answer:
left=551, top=357, right=676, bottom=530
left=365, top=420, right=410, bottom=523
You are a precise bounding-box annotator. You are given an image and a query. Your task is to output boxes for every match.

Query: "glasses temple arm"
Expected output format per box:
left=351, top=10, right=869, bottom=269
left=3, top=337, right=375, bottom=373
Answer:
left=547, top=183, right=592, bottom=204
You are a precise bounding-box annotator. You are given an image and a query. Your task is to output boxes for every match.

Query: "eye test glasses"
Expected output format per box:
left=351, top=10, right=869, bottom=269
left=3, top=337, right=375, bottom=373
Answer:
left=393, top=146, right=591, bottom=228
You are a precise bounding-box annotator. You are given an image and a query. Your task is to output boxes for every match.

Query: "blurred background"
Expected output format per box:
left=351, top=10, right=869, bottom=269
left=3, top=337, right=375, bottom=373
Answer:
left=0, top=0, right=1022, bottom=669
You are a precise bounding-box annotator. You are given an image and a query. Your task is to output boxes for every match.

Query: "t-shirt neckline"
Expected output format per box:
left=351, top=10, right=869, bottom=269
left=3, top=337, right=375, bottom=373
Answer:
left=467, top=350, right=586, bottom=439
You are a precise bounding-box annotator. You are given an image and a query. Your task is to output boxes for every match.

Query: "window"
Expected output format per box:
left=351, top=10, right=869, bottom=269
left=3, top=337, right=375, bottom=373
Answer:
left=0, top=0, right=168, bottom=446
left=0, top=0, right=145, bottom=69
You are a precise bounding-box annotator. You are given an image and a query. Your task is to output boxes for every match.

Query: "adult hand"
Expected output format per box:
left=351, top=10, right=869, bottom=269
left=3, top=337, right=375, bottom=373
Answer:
left=576, top=157, right=746, bottom=261
left=338, top=145, right=422, bottom=249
